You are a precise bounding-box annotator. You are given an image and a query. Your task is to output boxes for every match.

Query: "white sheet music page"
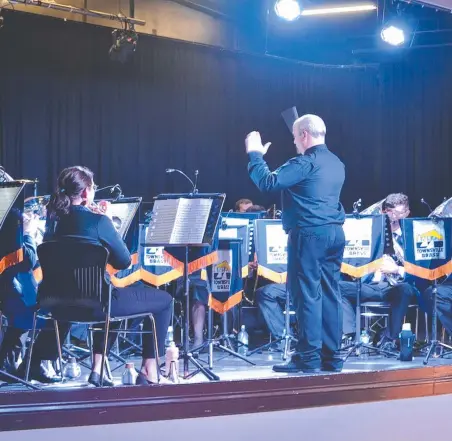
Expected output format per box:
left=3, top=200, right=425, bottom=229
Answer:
left=145, top=199, right=181, bottom=244
left=170, top=198, right=213, bottom=244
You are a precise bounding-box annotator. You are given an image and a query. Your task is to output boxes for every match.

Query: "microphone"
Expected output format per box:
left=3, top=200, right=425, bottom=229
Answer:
left=111, top=184, right=123, bottom=201
left=96, top=184, right=121, bottom=193
left=421, top=198, right=433, bottom=214
left=352, top=198, right=362, bottom=216
left=166, top=168, right=196, bottom=193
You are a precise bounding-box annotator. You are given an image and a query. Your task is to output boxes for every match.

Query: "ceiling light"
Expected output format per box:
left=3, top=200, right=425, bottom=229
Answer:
left=381, top=24, right=405, bottom=46
left=274, top=0, right=302, bottom=21
left=301, top=4, right=377, bottom=16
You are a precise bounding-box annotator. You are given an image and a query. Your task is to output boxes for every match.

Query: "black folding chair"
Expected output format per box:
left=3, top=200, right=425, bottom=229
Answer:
left=26, top=241, right=160, bottom=386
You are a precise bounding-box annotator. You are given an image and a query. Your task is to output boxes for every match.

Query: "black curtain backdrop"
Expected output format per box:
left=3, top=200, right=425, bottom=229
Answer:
left=1, top=11, right=451, bottom=213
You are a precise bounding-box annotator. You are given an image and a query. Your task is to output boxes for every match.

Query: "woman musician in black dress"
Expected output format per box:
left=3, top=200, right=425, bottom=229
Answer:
left=22, top=166, right=172, bottom=386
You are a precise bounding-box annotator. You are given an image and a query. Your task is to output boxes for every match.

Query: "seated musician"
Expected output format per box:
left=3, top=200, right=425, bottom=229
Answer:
left=340, top=193, right=418, bottom=350
left=245, top=205, right=295, bottom=343
left=421, top=280, right=452, bottom=338
left=20, top=166, right=172, bottom=386
left=235, top=198, right=253, bottom=213
left=0, top=211, right=46, bottom=379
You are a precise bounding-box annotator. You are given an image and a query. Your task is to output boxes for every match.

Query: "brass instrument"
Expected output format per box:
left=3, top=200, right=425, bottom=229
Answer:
left=0, top=167, right=14, bottom=183
left=24, top=195, right=50, bottom=245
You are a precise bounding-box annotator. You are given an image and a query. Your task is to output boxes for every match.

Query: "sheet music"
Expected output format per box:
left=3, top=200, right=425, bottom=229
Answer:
left=0, top=186, right=22, bottom=229
left=108, top=201, right=140, bottom=238
left=146, top=198, right=213, bottom=245
left=171, top=198, right=212, bottom=244
left=146, top=199, right=180, bottom=244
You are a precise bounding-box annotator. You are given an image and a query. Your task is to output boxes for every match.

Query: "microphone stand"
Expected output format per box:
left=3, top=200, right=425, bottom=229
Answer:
left=421, top=198, right=433, bottom=215
left=166, top=168, right=199, bottom=194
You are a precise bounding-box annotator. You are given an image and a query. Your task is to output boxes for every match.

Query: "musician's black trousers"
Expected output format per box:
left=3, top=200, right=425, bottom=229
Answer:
left=340, top=281, right=417, bottom=339
left=287, top=225, right=345, bottom=369
left=28, top=284, right=172, bottom=363
left=421, top=283, right=452, bottom=337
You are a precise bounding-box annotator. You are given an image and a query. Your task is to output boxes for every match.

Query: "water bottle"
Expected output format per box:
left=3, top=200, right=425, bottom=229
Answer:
left=237, top=325, right=249, bottom=356
left=63, top=357, right=81, bottom=380
left=359, top=330, right=370, bottom=359
left=165, top=341, right=180, bottom=383
left=165, top=326, right=174, bottom=348
left=122, top=362, right=137, bottom=385
left=399, top=323, right=415, bottom=362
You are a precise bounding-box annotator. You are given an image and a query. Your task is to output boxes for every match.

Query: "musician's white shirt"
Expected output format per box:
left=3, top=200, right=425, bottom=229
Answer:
left=372, top=227, right=405, bottom=283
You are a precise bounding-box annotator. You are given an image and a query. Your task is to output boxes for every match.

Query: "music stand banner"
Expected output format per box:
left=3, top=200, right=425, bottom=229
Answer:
left=140, top=225, right=183, bottom=287
left=254, top=219, right=288, bottom=284
left=402, top=217, right=452, bottom=280
left=207, top=239, right=243, bottom=314
left=341, top=215, right=385, bottom=278
left=219, top=218, right=250, bottom=278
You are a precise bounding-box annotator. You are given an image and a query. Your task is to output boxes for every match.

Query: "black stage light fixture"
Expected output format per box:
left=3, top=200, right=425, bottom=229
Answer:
left=109, top=27, right=138, bottom=63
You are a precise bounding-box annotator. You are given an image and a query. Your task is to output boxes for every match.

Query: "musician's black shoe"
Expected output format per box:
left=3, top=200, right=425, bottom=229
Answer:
left=16, top=361, right=63, bottom=384
left=321, top=363, right=343, bottom=373
left=88, top=372, right=115, bottom=387
left=273, top=354, right=320, bottom=374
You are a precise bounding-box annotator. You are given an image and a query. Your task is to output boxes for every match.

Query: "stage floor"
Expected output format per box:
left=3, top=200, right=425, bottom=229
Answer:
left=3, top=347, right=452, bottom=391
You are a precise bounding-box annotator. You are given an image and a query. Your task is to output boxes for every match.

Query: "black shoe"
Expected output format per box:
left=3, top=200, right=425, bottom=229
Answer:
left=136, top=372, right=152, bottom=386
left=16, top=361, right=63, bottom=384
left=273, top=360, right=320, bottom=374
left=88, top=372, right=115, bottom=387
left=321, top=363, right=343, bottom=373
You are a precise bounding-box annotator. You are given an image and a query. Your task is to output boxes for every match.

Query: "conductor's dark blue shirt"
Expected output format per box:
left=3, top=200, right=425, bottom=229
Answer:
left=248, top=144, right=345, bottom=232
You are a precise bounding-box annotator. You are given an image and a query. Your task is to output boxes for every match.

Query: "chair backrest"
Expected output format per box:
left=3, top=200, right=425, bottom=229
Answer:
left=37, top=241, right=110, bottom=317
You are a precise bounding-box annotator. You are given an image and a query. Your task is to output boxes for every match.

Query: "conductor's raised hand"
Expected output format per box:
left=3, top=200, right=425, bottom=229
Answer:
left=245, top=131, right=272, bottom=155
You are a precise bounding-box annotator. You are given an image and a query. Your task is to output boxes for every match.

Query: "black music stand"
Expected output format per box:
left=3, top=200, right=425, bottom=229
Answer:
left=247, top=219, right=297, bottom=359
left=194, top=238, right=256, bottom=369
left=145, top=193, right=225, bottom=381
left=0, top=182, right=40, bottom=390
left=342, top=214, right=398, bottom=360
left=401, top=217, right=452, bottom=365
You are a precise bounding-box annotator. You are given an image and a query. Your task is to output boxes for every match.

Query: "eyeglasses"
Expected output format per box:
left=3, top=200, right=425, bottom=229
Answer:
left=387, top=206, right=410, bottom=220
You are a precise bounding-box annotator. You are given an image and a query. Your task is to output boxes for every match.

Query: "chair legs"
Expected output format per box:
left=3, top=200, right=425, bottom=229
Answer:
left=149, top=314, right=160, bottom=383
left=25, top=312, right=39, bottom=382
left=53, top=320, right=64, bottom=381
left=99, top=316, right=110, bottom=387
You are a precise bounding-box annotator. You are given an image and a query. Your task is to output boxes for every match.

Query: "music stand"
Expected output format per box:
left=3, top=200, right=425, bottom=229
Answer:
left=341, top=214, right=397, bottom=360
left=145, top=193, right=225, bottom=381
left=195, top=238, right=255, bottom=368
left=401, top=217, right=452, bottom=364
left=221, top=211, right=266, bottom=264
left=247, top=219, right=297, bottom=359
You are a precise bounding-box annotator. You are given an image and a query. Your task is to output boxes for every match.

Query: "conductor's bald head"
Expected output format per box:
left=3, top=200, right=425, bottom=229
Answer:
left=292, top=114, right=326, bottom=154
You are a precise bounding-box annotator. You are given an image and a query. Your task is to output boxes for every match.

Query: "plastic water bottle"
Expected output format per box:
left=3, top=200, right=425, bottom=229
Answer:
left=122, top=362, right=137, bottom=385
left=237, top=325, right=249, bottom=356
left=165, top=326, right=174, bottom=348
left=165, top=341, right=180, bottom=383
left=399, top=323, right=415, bottom=362
left=63, top=357, right=81, bottom=380
left=359, top=330, right=370, bottom=359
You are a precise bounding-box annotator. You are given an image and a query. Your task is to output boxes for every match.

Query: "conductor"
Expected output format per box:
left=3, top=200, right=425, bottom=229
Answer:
left=246, top=114, right=346, bottom=373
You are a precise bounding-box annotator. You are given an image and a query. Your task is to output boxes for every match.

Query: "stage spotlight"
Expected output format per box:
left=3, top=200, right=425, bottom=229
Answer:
left=301, top=4, right=377, bottom=16
left=109, top=28, right=138, bottom=63
left=381, top=24, right=405, bottom=46
left=274, top=0, right=302, bottom=21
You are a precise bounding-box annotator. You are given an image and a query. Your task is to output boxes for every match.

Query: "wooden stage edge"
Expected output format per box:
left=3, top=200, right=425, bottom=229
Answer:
left=1, top=364, right=452, bottom=432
